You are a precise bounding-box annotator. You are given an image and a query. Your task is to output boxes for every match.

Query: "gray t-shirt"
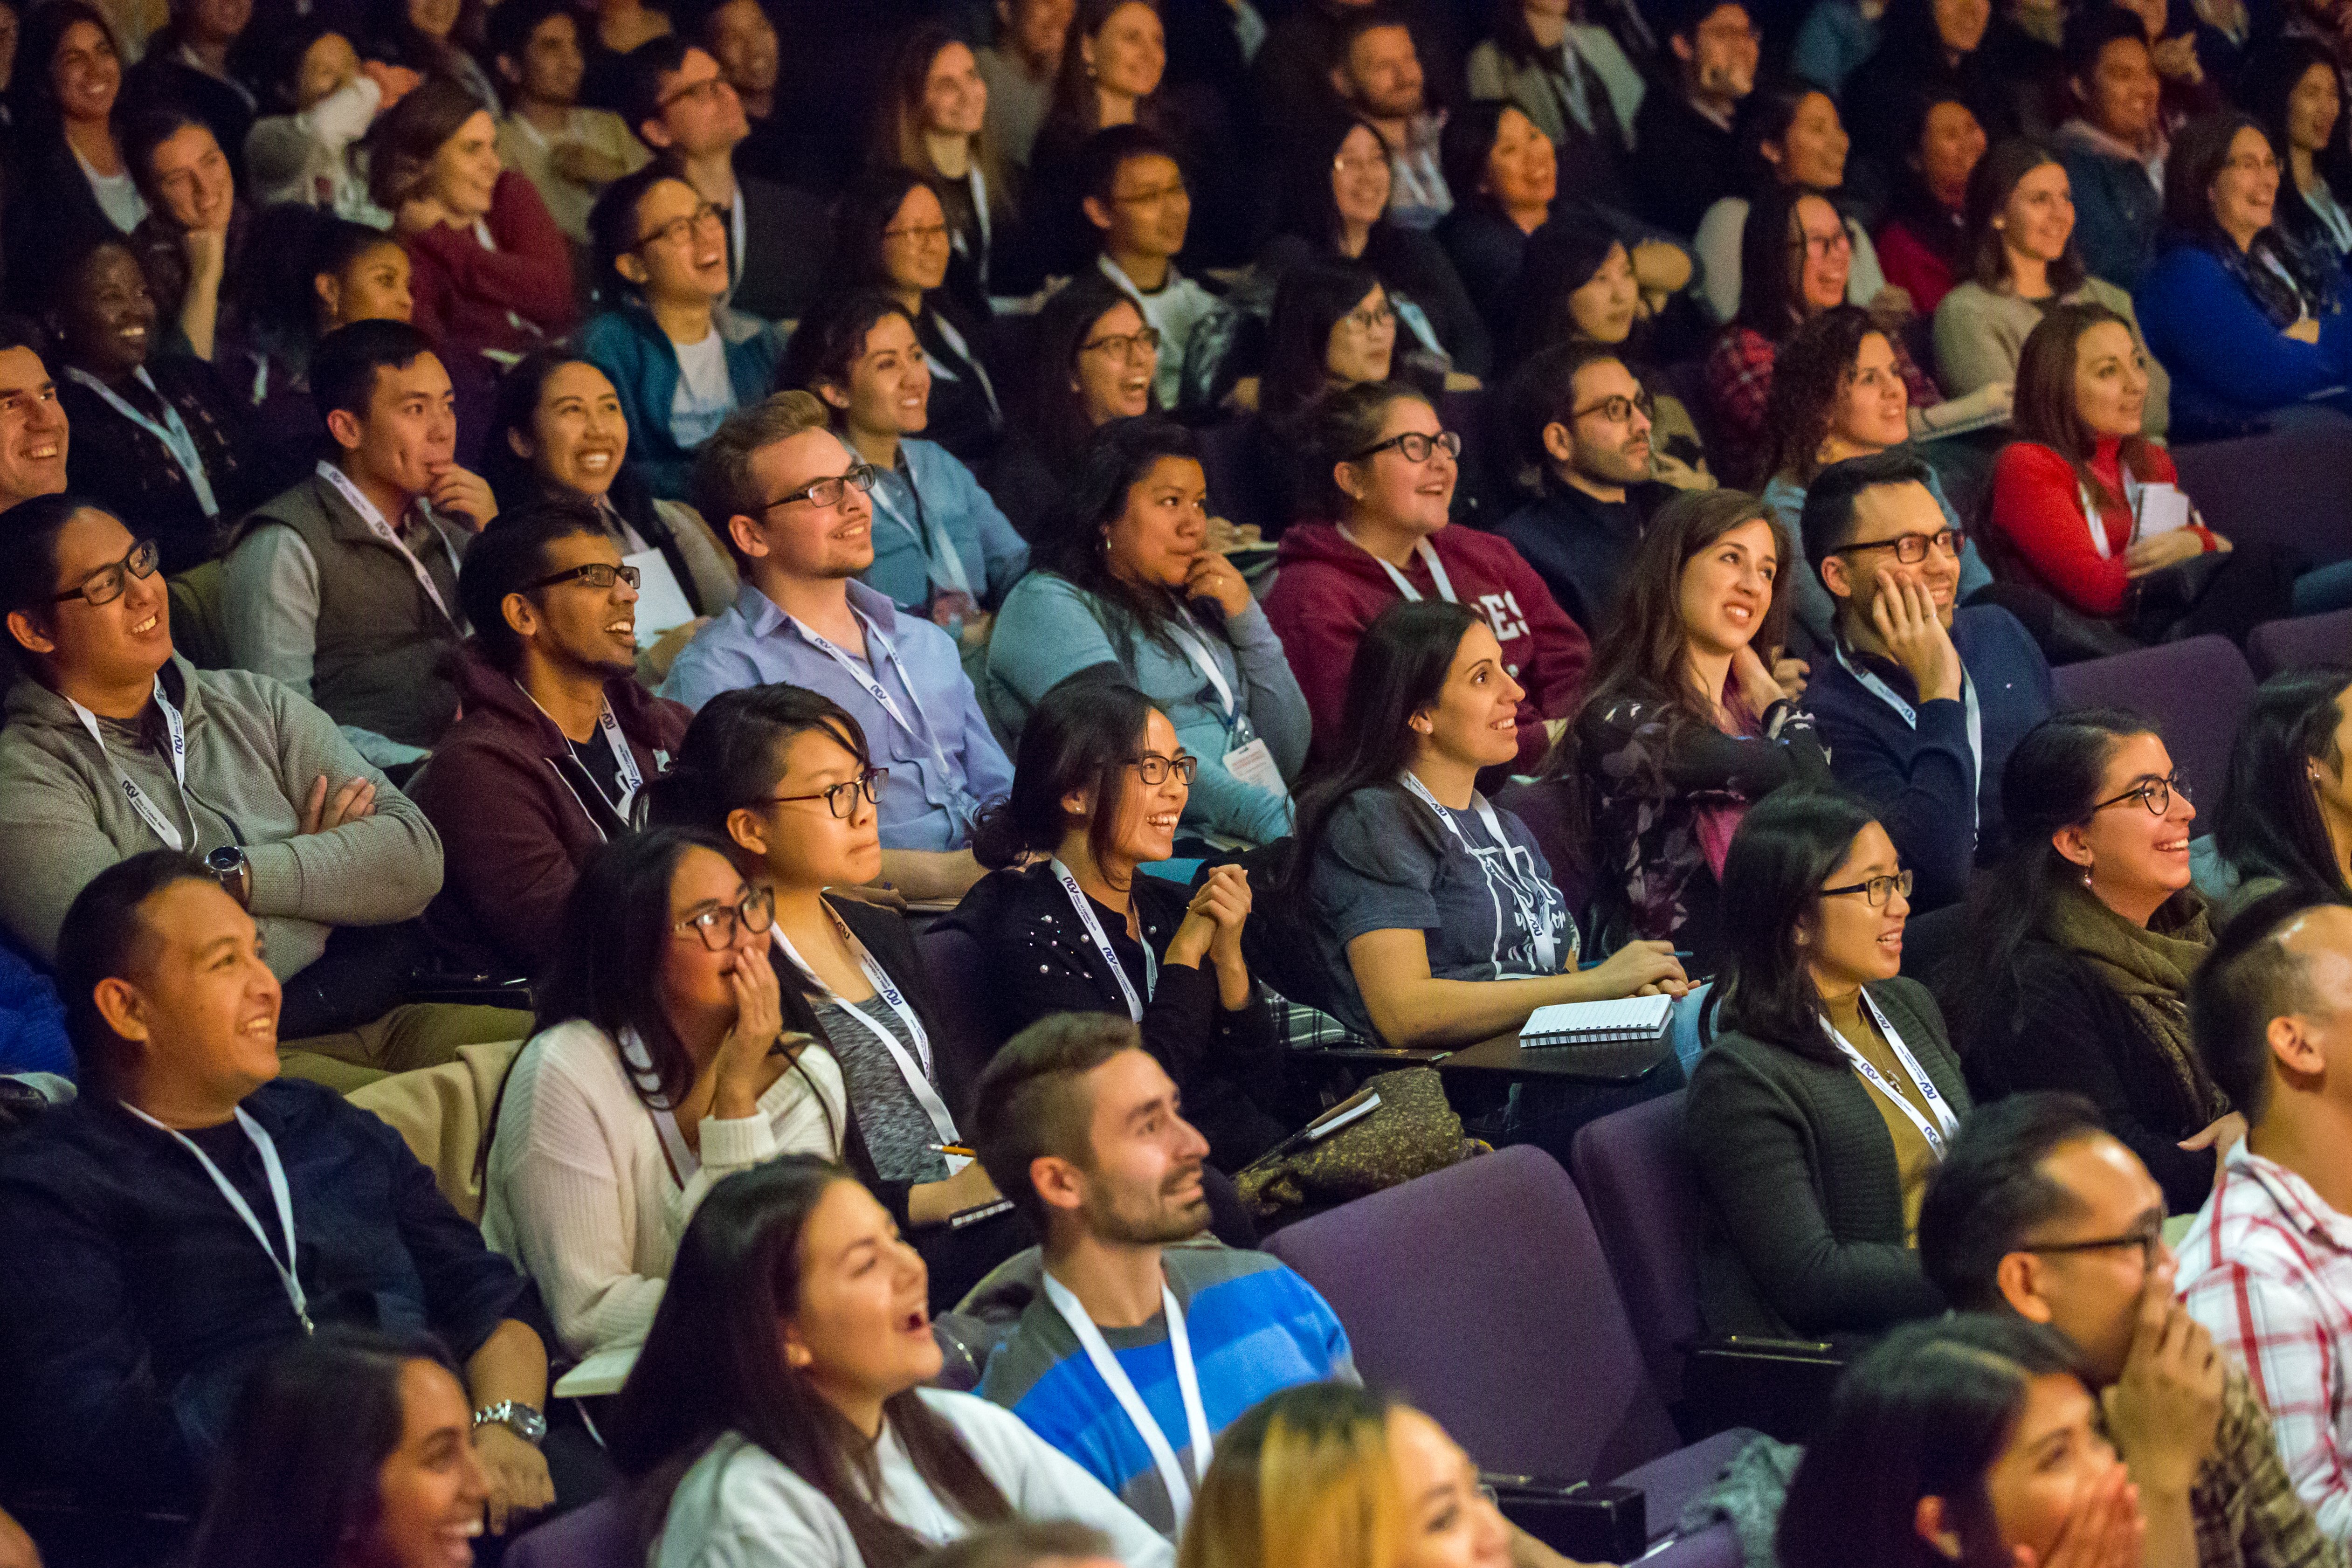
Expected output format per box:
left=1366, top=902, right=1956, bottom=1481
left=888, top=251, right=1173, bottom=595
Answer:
left=814, top=994, right=951, bottom=1185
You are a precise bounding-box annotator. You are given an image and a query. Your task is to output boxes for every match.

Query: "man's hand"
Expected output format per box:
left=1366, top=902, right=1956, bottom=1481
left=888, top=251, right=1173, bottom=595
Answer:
left=473, top=1422, right=555, bottom=1535
left=426, top=464, right=498, bottom=530
left=299, top=772, right=377, bottom=834
left=395, top=193, right=456, bottom=235
left=2103, top=1264, right=2225, bottom=1499
left=2123, top=529, right=2207, bottom=579
left=908, top=1155, right=1002, bottom=1225
left=550, top=140, right=633, bottom=186
left=1869, top=567, right=1964, bottom=703
left=644, top=616, right=708, bottom=681
left=2286, top=316, right=2323, bottom=344
left=1651, top=451, right=1716, bottom=491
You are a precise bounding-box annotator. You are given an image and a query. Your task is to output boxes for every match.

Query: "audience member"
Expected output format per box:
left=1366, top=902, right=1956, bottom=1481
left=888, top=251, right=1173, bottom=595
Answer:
left=414, top=500, right=691, bottom=978
left=489, top=0, right=649, bottom=247
left=661, top=392, right=1011, bottom=903
left=124, top=107, right=246, bottom=363
left=1255, top=259, right=1405, bottom=433
left=1956, top=710, right=2235, bottom=1215
left=1464, top=0, right=1642, bottom=215
left=970, top=1013, right=1355, bottom=1539
left=1294, top=599, right=1683, bottom=1046
left=1934, top=136, right=2171, bottom=438
left=982, top=0, right=1078, bottom=168
left=0, top=318, right=69, bottom=514
left=875, top=27, right=1014, bottom=318
left=1265, top=381, right=1590, bottom=773
left=695, top=0, right=802, bottom=187
left=784, top=290, right=1028, bottom=638
left=2055, top=9, right=2168, bottom=290
left=361, top=0, right=499, bottom=111
left=1629, top=0, right=1758, bottom=235
left=1563, top=488, right=1824, bottom=973
left=3, top=4, right=146, bottom=311
left=1081, top=125, right=1232, bottom=419
left=984, top=273, right=1160, bottom=533
left=1919, top=1092, right=2337, bottom=1568
left=951, top=679, right=1286, bottom=1168
left=2209, top=667, right=2352, bottom=906
left=1844, top=0, right=2015, bottom=187
left=1691, top=83, right=1891, bottom=326
left=1873, top=89, right=1990, bottom=317
left=0, top=853, right=553, bottom=1521
left=2240, top=38, right=2352, bottom=277
left=2178, top=888, right=2352, bottom=1541
left=220, top=214, right=415, bottom=472
left=226, top=320, right=497, bottom=768
left=1794, top=0, right=1883, bottom=99
left=236, top=23, right=405, bottom=222
left=124, top=0, right=258, bottom=188
left=604, top=1158, right=1173, bottom=1566
left=577, top=0, right=672, bottom=111
left=1800, top=450, right=2052, bottom=909
left=1331, top=13, right=1453, bottom=228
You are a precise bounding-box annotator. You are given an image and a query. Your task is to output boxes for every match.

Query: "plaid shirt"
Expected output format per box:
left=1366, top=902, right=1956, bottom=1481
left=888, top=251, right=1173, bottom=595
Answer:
left=2179, top=1145, right=2352, bottom=1546
left=1703, top=322, right=1945, bottom=480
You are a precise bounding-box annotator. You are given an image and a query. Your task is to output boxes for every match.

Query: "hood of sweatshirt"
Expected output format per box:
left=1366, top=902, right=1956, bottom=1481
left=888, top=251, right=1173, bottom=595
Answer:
left=448, top=642, right=684, bottom=762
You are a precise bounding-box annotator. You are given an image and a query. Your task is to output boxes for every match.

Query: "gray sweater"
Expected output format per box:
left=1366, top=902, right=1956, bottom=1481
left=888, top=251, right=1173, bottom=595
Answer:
left=1932, top=276, right=2172, bottom=438
left=0, top=655, right=443, bottom=979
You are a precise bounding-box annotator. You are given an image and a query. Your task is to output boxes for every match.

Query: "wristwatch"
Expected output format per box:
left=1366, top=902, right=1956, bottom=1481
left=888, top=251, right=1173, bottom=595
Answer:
left=473, top=1400, right=547, bottom=1447
left=205, top=846, right=250, bottom=909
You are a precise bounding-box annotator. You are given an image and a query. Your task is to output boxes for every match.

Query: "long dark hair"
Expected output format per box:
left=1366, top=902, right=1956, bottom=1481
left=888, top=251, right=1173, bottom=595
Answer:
left=1263, top=257, right=1387, bottom=424
left=1022, top=272, right=1157, bottom=464
left=1763, top=304, right=1885, bottom=483
left=1511, top=214, right=1626, bottom=360
left=189, top=1329, right=463, bottom=1568
left=1734, top=182, right=1831, bottom=341
left=1738, top=81, right=1840, bottom=194
left=1966, top=138, right=2088, bottom=293
left=2215, top=666, right=2352, bottom=900
left=1714, top=787, right=1886, bottom=1059
left=361, top=76, right=484, bottom=212
left=2164, top=111, right=2339, bottom=320
left=821, top=166, right=942, bottom=298
left=1287, top=599, right=1484, bottom=903
left=1778, top=1315, right=2089, bottom=1568
left=1032, top=416, right=1203, bottom=652
left=1439, top=98, right=1521, bottom=221
left=872, top=24, right=1009, bottom=219
left=2240, top=38, right=2352, bottom=246
left=1275, top=111, right=1394, bottom=253
left=1889, top=87, right=1980, bottom=272
left=18, top=0, right=117, bottom=138
left=971, top=678, right=1161, bottom=877
left=608, top=1160, right=1014, bottom=1566
left=1042, top=0, right=1165, bottom=147
left=2010, top=302, right=2163, bottom=517
left=780, top=289, right=922, bottom=427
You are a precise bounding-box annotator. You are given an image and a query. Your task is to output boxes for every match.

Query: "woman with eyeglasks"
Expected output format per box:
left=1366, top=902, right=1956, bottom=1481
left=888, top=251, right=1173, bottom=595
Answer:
left=1687, top=787, right=1971, bottom=1339
left=947, top=678, right=1287, bottom=1170
left=1955, top=710, right=2240, bottom=1215
left=578, top=166, right=783, bottom=504
left=982, top=272, right=1161, bottom=533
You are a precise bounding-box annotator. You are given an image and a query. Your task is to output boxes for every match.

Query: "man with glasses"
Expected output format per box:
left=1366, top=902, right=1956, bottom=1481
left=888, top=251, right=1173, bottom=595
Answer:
left=1800, top=450, right=2052, bottom=910
left=1081, top=126, right=1233, bottom=414
left=1918, top=1091, right=2336, bottom=1568
left=2179, top=890, right=2352, bottom=1542
left=1631, top=0, right=1759, bottom=234
left=0, top=317, right=69, bottom=516
left=661, top=392, right=1012, bottom=903
left=414, top=501, right=691, bottom=978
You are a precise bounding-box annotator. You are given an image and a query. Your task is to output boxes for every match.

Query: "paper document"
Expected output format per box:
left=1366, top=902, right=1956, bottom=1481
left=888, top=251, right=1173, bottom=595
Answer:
left=2133, top=483, right=2193, bottom=539
left=624, top=549, right=698, bottom=647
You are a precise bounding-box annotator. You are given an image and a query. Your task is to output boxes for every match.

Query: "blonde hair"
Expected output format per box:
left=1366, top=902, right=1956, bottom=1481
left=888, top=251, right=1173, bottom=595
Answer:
left=1179, top=1384, right=1410, bottom=1568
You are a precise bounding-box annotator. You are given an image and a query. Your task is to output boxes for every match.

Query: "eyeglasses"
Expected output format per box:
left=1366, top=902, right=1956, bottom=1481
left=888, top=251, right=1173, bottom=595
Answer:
left=523, top=561, right=641, bottom=593
left=53, top=537, right=160, bottom=607
left=635, top=201, right=725, bottom=251
left=882, top=221, right=952, bottom=244
left=763, top=463, right=879, bottom=512
left=2091, top=772, right=2189, bottom=817
left=1111, top=182, right=1189, bottom=207
left=1835, top=529, right=1966, bottom=566
left=1340, top=304, right=1398, bottom=334
left=1333, top=152, right=1388, bottom=178
left=1081, top=326, right=1162, bottom=360
left=1819, top=868, right=1915, bottom=907
left=765, top=767, right=889, bottom=819
left=1789, top=228, right=1854, bottom=260
left=2023, top=1218, right=2167, bottom=1270
left=1570, top=391, right=1655, bottom=424
left=673, top=884, right=775, bottom=951
left=1129, top=753, right=1199, bottom=786
left=1350, top=429, right=1462, bottom=463
left=657, top=73, right=730, bottom=111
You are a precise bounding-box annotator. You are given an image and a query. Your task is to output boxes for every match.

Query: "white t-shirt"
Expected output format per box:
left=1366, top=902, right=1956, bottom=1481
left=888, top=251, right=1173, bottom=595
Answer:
left=671, top=329, right=737, bottom=450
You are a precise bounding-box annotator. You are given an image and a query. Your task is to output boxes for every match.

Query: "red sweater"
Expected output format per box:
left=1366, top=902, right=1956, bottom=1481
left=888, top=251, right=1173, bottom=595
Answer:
left=1263, top=520, right=1592, bottom=770
left=401, top=171, right=579, bottom=361
left=1987, top=438, right=2218, bottom=616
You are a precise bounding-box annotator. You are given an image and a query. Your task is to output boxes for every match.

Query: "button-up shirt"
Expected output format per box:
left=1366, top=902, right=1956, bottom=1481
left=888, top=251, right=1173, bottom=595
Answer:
left=660, top=580, right=1014, bottom=852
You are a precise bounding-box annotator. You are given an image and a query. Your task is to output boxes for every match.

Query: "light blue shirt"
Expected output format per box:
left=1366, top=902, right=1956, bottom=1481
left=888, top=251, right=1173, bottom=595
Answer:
left=660, top=580, right=1015, bottom=851
left=859, top=438, right=1030, bottom=615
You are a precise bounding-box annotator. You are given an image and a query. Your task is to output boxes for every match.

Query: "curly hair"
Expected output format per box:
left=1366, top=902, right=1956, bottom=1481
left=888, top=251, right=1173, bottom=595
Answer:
left=1763, top=305, right=1884, bottom=483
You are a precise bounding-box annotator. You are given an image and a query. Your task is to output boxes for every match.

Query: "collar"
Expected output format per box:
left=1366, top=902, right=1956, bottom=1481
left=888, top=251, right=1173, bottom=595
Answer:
left=2057, top=116, right=2166, bottom=173
left=2226, top=1144, right=2352, bottom=1255
left=740, top=577, right=902, bottom=642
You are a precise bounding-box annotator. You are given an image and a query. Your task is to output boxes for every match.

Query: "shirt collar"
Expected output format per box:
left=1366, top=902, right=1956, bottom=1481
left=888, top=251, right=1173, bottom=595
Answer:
left=740, top=577, right=903, bottom=644
left=2228, top=1144, right=2352, bottom=1254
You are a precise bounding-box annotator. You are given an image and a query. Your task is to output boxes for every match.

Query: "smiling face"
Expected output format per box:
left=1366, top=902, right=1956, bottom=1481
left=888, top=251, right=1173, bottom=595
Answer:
left=1071, top=299, right=1156, bottom=423
left=1791, top=194, right=1852, bottom=315
left=1413, top=621, right=1527, bottom=771
left=648, top=46, right=749, bottom=159
left=1825, top=331, right=1912, bottom=457
left=520, top=359, right=628, bottom=498
left=58, top=243, right=156, bottom=379
left=1677, top=516, right=1778, bottom=660
left=744, top=723, right=884, bottom=891
left=878, top=182, right=953, bottom=295
left=2072, top=319, right=2151, bottom=438
left=1483, top=105, right=1556, bottom=211
left=2290, top=61, right=2342, bottom=154
left=510, top=10, right=584, bottom=106
left=1967, top=1375, right=2127, bottom=1568
left=1084, top=0, right=1165, bottom=100
left=1326, top=283, right=1397, bottom=383
left=148, top=123, right=235, bottom=232
left=704, top=0, right=777, bottom=97
left=657, top=845, right=772, bottom=1023
left=1770, top=91, right=1850, bottom=189
left=2210, top=124, right=2282, bottom=241
left=781, top=1177, right=941, bottom=1410
left=1388, top=1408, right=1514, bottom=1568
left=0, top=346, right=69, bottom=508
left=1917, top=100, right=1988, bottom=206
left=1331, top=122, right=1394, bottom=232
left=110, top=878, right=283, bottom=1109
left=507, top=529, right=639, bottom=682
left=359, top=1358, right=490, bottom=1568
left=622, top=176, right=730, bottom=305
left=9, top=506, right=171, bottom=695
left=1822, top=479, right=1959, bottom=628
left=1566, top=242, right=1639, bottom=344
left=1338, top=395, right=1455, bottom=535
left=827, top=311, right=933, bottom=440
left=1086, top=707, right=1191, bottom=865
left=425, top=109, right=502, bottom=222
left=319, top=238, right=414, bottom=330
left=734, top=426, right=876, bottom=581
left=2081, top=36, right=2160, bottom=146
left=1095, top=152, right=1192, bottom=261
left=1801, top=820, right=1909, bottom=992
left=50, top=18, right=119, bottom=124
left=1999, top=160, right=2076, bottom=272
left=1101, top=454, right=1210, bottom=591
left=1067, top=1047, right=1212, bottom=1244
left=336, top=352, right=457, bottom=499
left=923, top=40, right=987, bottom=138
left=2059, top=731, right=2196, bottom=916
left=1340, top=22, right=1425, bottom=119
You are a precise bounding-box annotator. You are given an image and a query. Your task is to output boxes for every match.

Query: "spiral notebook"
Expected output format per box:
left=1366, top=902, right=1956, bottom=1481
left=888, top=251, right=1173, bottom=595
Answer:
left=1519, top=994, right=1676, bottom=1049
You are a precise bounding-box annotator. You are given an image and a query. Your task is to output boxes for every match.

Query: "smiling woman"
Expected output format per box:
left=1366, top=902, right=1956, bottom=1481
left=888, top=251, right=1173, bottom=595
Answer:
left=124, top=106, right=248, bottom=364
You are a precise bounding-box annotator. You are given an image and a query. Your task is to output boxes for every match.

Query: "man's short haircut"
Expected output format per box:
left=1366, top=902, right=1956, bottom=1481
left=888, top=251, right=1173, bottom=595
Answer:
left=55, top=850, right=218, bottom=1091
left=970, top=1012, right=1143, bottom=1229
left=1504, top=340, right=1633, bottom=476
left=913, top=1520, right=1116, bottom=1568
left=1798, top=447, right=1938, bottom=586
left=688, top=389, right=835, bottom=568
left=2066, top=6, right=2147, bottom=87
left=456, top=499, right=613, bottom=674
left=1334, top=3, right=1415, bottom=66
left=1917, top=1092, right=2108, bottom=1311
left=619, top=34, right=697, bottom=142
left=1078, top=123, right=1182, bottom=212
left=310, top=319, right=441, bottom=428
left=2193, top=886, right=2338, bottom=1122
left=1667, top=0, right=1747, bottom=42
left=0, top=313, right=50, bottom=359
left=488, top=0, right=571, bottom=68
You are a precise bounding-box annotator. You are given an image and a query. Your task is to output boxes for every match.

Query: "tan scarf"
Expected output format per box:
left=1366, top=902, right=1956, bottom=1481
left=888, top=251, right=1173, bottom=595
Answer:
left=2040, top=882, right=2228, bottom=1123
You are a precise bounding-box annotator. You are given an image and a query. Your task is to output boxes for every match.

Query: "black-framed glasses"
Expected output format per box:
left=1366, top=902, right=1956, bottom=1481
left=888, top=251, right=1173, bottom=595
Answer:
left=2023, top=1218, right=2167, bottom=1269
left=673, top=884, right=775, bottom=951
left=524, top=561, right=641, bottom=593
left=1340, top=303, right=1398, bottom=334
left=881, top=221, right=952, bottom=244
left=657, top=73, right=729, bottom=111
left=765, top=767, right=889, bottom=819
left=1819, top=869, right=1914, bottom=907
left=1789, top=228, right=1853, bottom=260
left=1080, top=326, right=1162, bottom=360
left=1836, top=529, right=1966, bottom=566
left=1130, top=753, right=1199, bottom=786
left=2091, top=772, right=2189, bottom=817
left=1570, top=391, right=1655, bottom=424
left=763, top=463, right=878, bottom=512
left=1350, top=429, right=1462, bottom=464
left=53, top=537, right=159, bottom=606
left=635, top=201, right=724, bottom=251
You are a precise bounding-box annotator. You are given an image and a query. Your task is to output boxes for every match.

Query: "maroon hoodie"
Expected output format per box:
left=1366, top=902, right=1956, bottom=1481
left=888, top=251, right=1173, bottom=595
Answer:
left=413, top=649, right=691, bottom=976
left=1263, top=521, right=1593, bottom=770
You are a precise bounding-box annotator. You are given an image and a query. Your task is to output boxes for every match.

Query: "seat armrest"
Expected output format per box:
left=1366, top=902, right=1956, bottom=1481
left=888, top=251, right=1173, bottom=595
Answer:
left=1488, top=1479, right=1646, bottom=1564
left=1683, top=1336, right=1845, bottom=1445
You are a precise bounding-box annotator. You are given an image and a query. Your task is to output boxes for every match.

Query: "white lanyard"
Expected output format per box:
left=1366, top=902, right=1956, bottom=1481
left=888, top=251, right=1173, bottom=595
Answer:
left=769, top=921, right=966, bottom=1163
left=1041, top=1267, right=1213, bottom=1527
left=727, top=194, right=747, bottom=290
left=67, top=367, right=219, bottom=518
left=70, top=677, right=195, bottom=851
left=957, top=166, right=993, bottom=289
left=1337, top=525, right=1455, bottom=603
left=1051, top=858, right=1159, bottom=1021
left=316, top=461, right=461, bottom=628
left=514, top=679, right=644, bottom=818
left=788, top=608, right=959, bottom=786
left=124, top=1103, right=313, bottom=1334
left=872, top=465, right=976, bottom=598
left=1821, top=989, right=1959, bottom=1157
left=1164, top=615, right=1242, bottom=728
left=1831, top=644, right=1981, bottom=829
left=619, top=1027, right=700, bottom=1187
left=925, top=310, right=1002, bottom=421
left=1398, top=772, right=1561, bottom=973
left=1551, top=41, right=1598, bottom=136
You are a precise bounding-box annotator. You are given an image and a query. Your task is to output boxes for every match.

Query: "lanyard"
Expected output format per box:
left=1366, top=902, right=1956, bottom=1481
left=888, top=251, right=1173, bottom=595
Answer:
left=124, top=1103, right=313, bottom=1334
left=1830, top=644, right=1981, bottom=830
left=514, top=680, right=645, bottom=818
left=71, top=676, right=195, bottom=851
left=316, top=461, right=461, bottom=628
left=1821, top=990, right=1959, bottom=1158
left=1051, top=858, right=1159, bottom=1021
left=872, top=462, right=976, bottom=599
left=1398, top=772, right=1561, bottom=973
left=1336, top=525, right=1456, bottom=604
left=788, top=608, right=960, bottom=787
left=770, top=920, right=965, bottom=1161
left=1040, top=1268, right=1213, bottom=1527
left=955, top=166, right=992, bottom=289
left=67, top=367, right=219, bottom=518
left=619, top=1027, right=700, bottom=1188
left=727, top=195, right=747, bottom=292
left=1164, top=615, right=1243, bottom=728
left=1551, top=41, right=1598, bottom=136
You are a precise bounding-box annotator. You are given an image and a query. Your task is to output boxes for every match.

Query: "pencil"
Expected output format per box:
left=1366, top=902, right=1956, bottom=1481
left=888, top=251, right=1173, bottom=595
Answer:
left=929, top=1143, right=978, bottom=1159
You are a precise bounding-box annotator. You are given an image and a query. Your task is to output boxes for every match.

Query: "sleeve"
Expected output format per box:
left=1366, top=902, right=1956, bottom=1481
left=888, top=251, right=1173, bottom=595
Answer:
left=579, top=314, right=658, bottom=471
left=943, top=457, right=1029, bottom=608
left=945, top=656, right=1016, bottom=811
left=1705, top=328, right=1777, bottom=448
left=1397, top=230, right=1491, bottom=380
left=963, top=1398, right=1179, bottom=1568
left=477, top=173, right=581, bottom=335
left=1814, top=691, right=1978, bottom=910
left=2137, top=248, right=2350, bottom=411
left=412, top=741, right=584, bottom=976
left=1848, top=221, right=1891, bottom=313
left=248, top=677, right=444, bottom=926
left=658, top=631, right=765, bottom=714
left=1260, top=564, right=1364, bottom=752
left=222, top=523, right=321, bottom=697
left=1311, top=793, right=1446, bottom=947
left=1892, top=334, right=1943, bottom=411
left=369, top=1105, right=530, bottom=1362
left=1693, top=200, right=1745, bottom=323
left=1643, top=704, right=1831, bottom=797
left=1226, top=599, right=1311, bottom=781
left=0, top=755, right=149, bottom=966
left=1933, top=288, right=2021, bottom=397
left=2217, top=1373, right=2348, bottom=1568
left=1987, top=442, right=2132, bottom=616
left=2180, top=1259, right=2352, bottom=1540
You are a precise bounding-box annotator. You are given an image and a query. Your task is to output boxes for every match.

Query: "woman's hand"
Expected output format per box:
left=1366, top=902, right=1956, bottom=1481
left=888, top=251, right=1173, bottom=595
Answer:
left=395, top=193, right=456, bottom=235
left=2014, top=1462, right=2144, bottom=1568
left=1185, top=551, right=1254, bottom=619
left=181, top=222, right=228, bottom=278
left=712, top=945, right=789, bottom=1121
left=1190, top=863, right=1252, bottom=966
left=2124, top=528, right=2209, bottom=578
left=1731, top=643, right=1789, bottom=715
left=1581, top=939, right=1688, bottom=1000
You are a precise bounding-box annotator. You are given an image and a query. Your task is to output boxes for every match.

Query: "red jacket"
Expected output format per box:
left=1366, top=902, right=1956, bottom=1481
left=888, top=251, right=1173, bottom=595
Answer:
left=1263, top=521, right=1592, bottom=770
left=1988, top=438, right=2218, bottom=616
left=413, top=649, right=691, bottom=976
left=401, top=171, right=579, bottom=362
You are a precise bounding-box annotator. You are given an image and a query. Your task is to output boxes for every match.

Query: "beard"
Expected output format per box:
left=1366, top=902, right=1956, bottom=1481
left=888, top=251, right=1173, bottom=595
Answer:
left=1083, top=1165, right=1213, bottom=1247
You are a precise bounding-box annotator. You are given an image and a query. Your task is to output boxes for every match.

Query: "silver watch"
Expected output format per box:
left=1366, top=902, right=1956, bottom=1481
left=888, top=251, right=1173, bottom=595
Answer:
left=473, top=1399, right=547, bottom=1447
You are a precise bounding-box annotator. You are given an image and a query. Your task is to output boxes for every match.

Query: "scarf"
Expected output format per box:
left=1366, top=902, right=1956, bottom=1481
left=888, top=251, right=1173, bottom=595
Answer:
left=2040, top=881, right=2228, bottom=1124
left=2210, top=229, right=2340, bottom=331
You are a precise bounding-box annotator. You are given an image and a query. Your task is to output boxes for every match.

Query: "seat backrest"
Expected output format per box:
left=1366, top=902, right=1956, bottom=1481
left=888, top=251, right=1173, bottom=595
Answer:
left=1494, top=780, right=1593, bottom=930
left=917, top=924, right=1007, bottom=1101
left=1569, top=1092, right=1704, bottom=1408
left=504, top=1496, right=636, bottom=1568
left=347, top=1038, right=525, bottom=1223
left=1197, top=420, right=1281, bottom=538
left=2049, top=635, right=2254, bottom=810
left=2173, top=425, right=2352, bottom=567
left=2247, top=608, right=2352, bottom=678
left=1264, top=1144, right=1681, bottom=1482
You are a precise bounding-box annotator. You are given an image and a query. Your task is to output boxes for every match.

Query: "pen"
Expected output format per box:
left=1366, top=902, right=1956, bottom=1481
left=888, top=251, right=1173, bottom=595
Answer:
left=929, top=1143, right=978, bottom=1159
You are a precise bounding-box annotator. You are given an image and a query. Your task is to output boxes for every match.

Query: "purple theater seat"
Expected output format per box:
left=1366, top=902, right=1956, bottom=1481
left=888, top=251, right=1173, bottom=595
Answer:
left=504, top=1496, right=634, bottom=1568
left=1571, top=1091, right=1704, bottom=1408
left=1495, top=780, right=1592, bottom=925
left=2172, top=420, right=2352, bottom=566
left=1196, top=420, right=1282, bottom=539
left=1263, top=1144, right=1754, bottom=1542
left=1644, top=1521, right=1745, bottom=1568
left=2049, top=635, right=2254, bottom=812
left=2248, top=608, right=2352, bottom=677
left=917, top=923, right=1007, bottom=1109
